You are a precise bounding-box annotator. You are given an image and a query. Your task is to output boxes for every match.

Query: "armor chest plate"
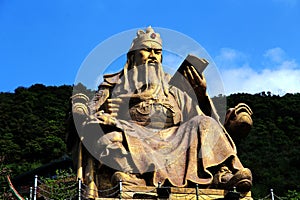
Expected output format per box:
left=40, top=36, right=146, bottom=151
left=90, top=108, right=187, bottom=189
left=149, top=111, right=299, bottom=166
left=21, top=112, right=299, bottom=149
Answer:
left=118, top=94, right=182, bottom=129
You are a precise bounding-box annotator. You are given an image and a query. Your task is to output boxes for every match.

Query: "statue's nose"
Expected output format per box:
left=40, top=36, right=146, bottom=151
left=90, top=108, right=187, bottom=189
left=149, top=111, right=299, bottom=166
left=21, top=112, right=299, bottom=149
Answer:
left=149, top=50, right=157, bottom=61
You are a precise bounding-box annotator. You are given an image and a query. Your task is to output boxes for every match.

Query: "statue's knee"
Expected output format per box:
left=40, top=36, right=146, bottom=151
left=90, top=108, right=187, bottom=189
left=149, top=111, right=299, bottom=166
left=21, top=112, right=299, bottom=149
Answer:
left=192, top=115, right=218, bottom=130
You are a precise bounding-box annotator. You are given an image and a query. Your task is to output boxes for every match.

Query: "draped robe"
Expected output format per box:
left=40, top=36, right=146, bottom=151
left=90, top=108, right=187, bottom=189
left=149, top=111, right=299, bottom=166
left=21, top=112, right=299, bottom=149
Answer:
left=91, top=71, right=244, bottom=187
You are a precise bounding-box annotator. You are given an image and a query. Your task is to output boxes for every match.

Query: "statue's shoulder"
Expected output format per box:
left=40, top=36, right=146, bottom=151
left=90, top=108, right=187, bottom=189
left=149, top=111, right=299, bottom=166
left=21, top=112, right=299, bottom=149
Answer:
left=100, top=71, right=123, bottom=87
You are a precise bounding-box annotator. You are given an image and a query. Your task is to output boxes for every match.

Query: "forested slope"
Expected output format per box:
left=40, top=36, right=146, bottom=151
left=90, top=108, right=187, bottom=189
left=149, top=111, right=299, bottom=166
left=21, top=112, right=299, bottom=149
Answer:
left=0, top=84, right=72, bottom=175
left=227, top=92, right=300, bottom=197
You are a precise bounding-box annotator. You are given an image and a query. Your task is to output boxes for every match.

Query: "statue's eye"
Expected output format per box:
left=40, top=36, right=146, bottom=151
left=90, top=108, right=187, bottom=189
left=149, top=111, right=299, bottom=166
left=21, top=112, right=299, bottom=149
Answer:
left=154, top=50, right=162, bottom=54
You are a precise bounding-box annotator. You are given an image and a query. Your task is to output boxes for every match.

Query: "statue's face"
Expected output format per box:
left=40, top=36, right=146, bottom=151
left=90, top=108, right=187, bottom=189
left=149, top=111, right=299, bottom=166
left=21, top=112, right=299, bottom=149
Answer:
left=134, top=42, right=162, bottom=66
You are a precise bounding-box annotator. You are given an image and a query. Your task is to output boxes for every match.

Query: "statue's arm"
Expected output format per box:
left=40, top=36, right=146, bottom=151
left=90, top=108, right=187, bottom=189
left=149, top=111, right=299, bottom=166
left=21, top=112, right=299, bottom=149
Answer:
left=87, top=87, right=119, bottom=126
left=89, top=87, right=110, bottom=113
left=69, top=86, right=118, bottom=128
left=182, top=65, right=221, bottom=121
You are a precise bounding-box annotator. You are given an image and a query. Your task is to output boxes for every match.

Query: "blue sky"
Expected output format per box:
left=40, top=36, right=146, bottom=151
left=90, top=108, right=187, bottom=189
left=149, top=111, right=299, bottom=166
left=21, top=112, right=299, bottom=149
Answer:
left=1, top=0, right=299, bottom=95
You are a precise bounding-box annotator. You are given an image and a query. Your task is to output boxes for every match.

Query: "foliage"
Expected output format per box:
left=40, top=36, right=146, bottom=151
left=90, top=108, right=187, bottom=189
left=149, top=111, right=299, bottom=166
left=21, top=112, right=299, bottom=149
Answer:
left=282, top=190, right=300, bottom=200
left=39, top=169, right=77, bottom=200
left=0, top=84, right=73, bottom=177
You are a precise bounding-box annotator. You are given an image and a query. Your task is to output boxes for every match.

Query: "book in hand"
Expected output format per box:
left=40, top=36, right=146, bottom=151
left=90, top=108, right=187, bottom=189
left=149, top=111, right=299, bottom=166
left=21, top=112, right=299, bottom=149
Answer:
left=169, top=54, right=209, bottom=93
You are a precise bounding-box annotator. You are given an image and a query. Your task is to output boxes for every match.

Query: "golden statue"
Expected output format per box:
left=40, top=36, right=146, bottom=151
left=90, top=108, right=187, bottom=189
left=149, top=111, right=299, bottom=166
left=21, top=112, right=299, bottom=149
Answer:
left=68, top=26, right=253, bottom=198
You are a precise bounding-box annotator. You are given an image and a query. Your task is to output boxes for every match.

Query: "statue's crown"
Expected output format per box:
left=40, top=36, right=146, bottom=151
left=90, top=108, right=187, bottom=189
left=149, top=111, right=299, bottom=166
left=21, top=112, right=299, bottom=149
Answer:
left=129, top=26, right=162, bottom=51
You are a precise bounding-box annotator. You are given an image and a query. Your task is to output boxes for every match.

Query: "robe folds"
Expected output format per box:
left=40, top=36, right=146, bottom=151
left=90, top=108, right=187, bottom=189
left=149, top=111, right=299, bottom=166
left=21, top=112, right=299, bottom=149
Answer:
left=94, top=72, right=244, bottom=187
left=104, top=115, right=243, bottom=187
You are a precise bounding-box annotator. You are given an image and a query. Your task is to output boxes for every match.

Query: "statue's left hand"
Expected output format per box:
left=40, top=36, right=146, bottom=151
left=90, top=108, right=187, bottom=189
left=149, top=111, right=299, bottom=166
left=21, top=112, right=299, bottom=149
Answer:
left=183, top=65, right=207, bottom=98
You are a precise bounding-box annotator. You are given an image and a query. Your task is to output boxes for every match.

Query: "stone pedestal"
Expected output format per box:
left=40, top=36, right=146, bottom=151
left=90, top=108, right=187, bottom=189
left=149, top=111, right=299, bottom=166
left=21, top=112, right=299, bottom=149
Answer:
left=95, top=186, right=252, bottom=199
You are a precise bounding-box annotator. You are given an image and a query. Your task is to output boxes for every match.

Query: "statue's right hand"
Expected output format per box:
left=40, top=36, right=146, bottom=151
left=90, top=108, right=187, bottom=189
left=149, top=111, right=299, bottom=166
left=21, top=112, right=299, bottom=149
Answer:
left=88, top=111, right=117, bottom=126
left=107, top=98, right=123, bottom=117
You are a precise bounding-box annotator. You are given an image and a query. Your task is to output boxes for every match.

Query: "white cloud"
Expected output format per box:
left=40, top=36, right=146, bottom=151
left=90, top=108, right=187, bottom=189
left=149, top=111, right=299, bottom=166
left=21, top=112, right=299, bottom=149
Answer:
left=217, top=48, right=240, bottom=61
left=214, top=48, right=249, bottom=70
left=215, top=48, right=300, bottom=95
left=264, top=47, right=286, bottom=63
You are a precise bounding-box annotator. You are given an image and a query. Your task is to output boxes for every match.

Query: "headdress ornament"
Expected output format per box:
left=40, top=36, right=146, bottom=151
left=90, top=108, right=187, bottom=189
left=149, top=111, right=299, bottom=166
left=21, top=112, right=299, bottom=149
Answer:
left=129, top=26, right=162, bottom=51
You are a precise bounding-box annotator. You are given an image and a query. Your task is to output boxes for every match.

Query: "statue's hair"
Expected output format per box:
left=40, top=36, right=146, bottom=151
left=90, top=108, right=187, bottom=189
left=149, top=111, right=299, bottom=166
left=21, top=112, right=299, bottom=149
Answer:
left=123, top=52, right=134, bottom=91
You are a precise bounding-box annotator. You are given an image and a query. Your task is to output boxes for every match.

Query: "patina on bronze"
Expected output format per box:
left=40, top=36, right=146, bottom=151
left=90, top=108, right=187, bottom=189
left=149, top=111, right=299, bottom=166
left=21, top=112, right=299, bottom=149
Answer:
left=69, top=26, right=253, bottom=198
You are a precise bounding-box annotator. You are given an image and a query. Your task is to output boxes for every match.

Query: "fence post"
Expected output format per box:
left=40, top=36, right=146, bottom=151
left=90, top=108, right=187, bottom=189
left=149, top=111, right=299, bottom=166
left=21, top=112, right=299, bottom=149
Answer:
left=29, top=187, right=33, bottom=200
left=158, top=181, right=161, bottom=188
left=78, top=179, right=82, bottom=200
left=195, top=184, right=199, bottom=200
left=119, top=179, right=122, bottom=200
left=33, top=175, right=38, bottom=200
left=270, top=189, right=274, bottom=200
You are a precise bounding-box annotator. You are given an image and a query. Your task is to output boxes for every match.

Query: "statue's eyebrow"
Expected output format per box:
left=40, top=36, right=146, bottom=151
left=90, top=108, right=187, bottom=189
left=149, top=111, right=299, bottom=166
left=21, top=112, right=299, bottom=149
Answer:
left=139, top=47, right=162, bottom=52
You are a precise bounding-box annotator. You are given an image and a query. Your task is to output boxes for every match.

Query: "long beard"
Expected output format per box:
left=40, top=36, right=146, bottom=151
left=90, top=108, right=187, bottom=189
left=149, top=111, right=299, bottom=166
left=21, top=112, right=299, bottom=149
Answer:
left=122, top=60, right=169, bottom=98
